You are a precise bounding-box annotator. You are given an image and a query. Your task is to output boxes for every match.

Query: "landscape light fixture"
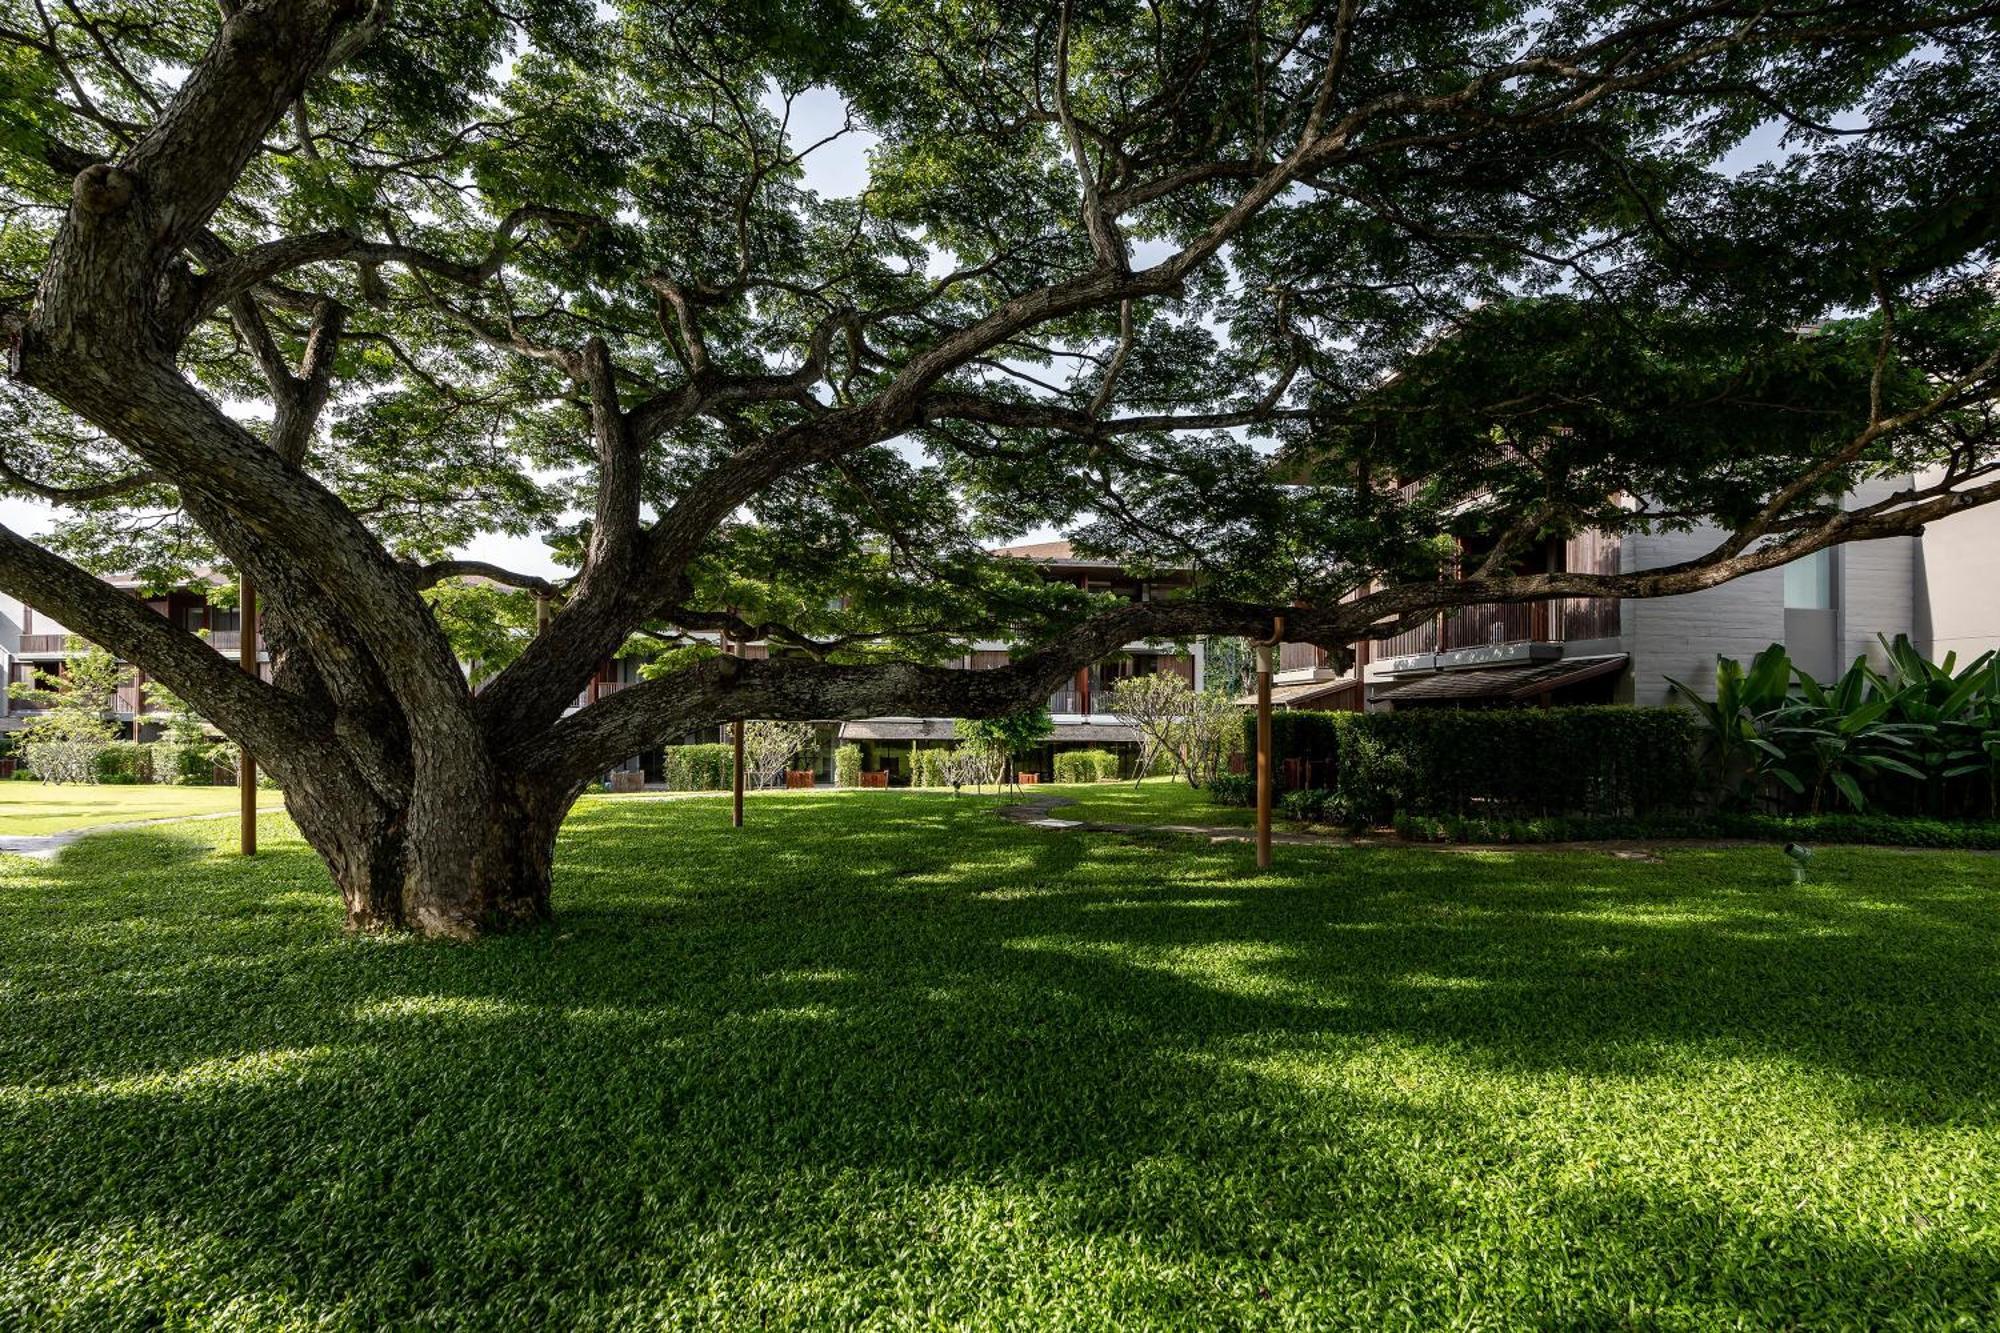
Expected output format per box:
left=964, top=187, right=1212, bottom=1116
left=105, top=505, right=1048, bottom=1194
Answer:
left=1783, top=842, right=1814, bottom=884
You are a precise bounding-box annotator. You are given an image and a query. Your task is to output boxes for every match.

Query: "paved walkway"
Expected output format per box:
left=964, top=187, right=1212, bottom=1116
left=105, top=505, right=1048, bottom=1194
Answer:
left=0, top=808, right=256, bottom=861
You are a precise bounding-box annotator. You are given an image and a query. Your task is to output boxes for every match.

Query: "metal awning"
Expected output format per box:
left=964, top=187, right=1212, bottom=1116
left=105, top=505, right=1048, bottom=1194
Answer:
left=837, top=719, right=962, bottom=742
left=1370, top=654, right=1629, bottom=704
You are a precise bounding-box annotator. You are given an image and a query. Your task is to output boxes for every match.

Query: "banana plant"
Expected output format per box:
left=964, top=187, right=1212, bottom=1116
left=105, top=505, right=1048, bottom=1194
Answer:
left=1667, top=645, right=1796, bottom=810
left=1767, top=658, right=1925, bottom=813
left=1869, top=635, right=1995, bottom=816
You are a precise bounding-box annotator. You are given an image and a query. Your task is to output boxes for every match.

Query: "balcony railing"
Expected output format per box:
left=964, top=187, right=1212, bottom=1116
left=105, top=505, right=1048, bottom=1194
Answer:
left=1047, top=686, right=1083, bottom=714
left=1376, top=597, right=1620, bottom=659
left=18, top=634, right=68, bottom=654
left=206, top=631, right=266, bottom=654
left=1278, top=642, right=1327, bottom=672
left=569, top=679, right=629, bottom=710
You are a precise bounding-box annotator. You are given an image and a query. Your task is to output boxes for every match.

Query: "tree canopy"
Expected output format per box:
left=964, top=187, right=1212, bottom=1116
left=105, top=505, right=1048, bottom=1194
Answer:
left=1, top=0, right=1996, bottom=933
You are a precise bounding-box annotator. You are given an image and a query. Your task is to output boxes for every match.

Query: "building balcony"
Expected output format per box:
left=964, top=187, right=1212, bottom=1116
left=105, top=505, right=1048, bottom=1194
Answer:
left=1376, top=597, right=1621, bottom=665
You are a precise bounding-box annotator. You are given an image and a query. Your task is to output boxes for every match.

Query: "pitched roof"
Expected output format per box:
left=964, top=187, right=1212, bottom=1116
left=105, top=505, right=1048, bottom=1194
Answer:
left=1370, top=654, right=1628, bottom=703
left=988, top=540, right=1075, bottom=560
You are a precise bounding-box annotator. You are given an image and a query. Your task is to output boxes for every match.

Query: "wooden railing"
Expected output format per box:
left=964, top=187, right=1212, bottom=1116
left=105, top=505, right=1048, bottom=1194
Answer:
left=1279, top=642, right=1327, bottom=672
left=1374, top=597, right=1620, bottom=658
left=18, top=634, right=68, bottom=654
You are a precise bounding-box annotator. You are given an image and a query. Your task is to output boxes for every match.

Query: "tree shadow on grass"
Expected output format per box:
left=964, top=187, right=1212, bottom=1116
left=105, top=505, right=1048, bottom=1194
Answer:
left=1, top=798, right=1997, bottom=1325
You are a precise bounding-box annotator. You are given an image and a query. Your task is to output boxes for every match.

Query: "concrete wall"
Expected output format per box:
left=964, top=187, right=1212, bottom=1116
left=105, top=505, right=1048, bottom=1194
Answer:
left=1619, top=525, right=1789, bottom=705
left=1915, top=499, right=2000, bottom=663
left=1619, top=505, right=1919, bottom=704
left=0, top=593, right=23, bottom=652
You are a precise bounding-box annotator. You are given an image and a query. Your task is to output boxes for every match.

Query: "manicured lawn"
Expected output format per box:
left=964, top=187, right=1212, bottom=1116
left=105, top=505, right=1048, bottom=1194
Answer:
left=3, top=791, right=1999, bottom=1327
left=1035, top=776, right=1254, bottom=826
left=0, top=781, right=283, bottom=836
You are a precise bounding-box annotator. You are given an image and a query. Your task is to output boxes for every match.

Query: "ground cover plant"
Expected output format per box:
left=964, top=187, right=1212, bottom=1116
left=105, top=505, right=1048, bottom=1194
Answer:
left=4, top=793, right=1999, bottom=1327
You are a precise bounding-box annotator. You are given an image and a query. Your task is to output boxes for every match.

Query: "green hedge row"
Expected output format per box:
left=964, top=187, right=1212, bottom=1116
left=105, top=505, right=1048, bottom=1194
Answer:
left=1238, top=707, right=1699, bottom=821
left=663, top=743, right=736, bottom=791
left=1393, top=810, right=2000, bottom=850
left=1052, top=749, right=1121, bottom=784
left=92, top=741, right=224, bottom=786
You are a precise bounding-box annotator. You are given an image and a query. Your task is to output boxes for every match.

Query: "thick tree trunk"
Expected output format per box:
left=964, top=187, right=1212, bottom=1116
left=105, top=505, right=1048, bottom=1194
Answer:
left=280, top=761, right=570, bottom=939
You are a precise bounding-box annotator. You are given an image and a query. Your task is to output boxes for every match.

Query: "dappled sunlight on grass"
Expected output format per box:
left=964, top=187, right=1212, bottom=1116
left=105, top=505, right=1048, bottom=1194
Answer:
left=2, top=790, right=1999, bottom=1325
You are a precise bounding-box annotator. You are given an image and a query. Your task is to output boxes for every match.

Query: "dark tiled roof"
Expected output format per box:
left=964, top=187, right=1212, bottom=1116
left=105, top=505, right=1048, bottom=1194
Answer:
left=1371, top=654, right=1628, bottom=703
left=1232, top=678, right=1365, bottom=709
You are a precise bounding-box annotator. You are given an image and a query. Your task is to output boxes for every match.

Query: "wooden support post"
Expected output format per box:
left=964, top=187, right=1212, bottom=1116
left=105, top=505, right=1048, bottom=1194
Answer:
left=1255, top=640, right=1273, bottom=871
left=726, top=623, right=745, bottom=828
left=732, top=717, right=745, bottom=828
left=239, top=579, right=257, bottom=857
left=535, top=592, right=551, bottom=636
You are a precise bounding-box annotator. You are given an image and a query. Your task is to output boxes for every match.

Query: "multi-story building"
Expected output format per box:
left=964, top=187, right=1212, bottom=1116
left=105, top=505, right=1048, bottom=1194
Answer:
left=1, top=574, right=267, bottom=740
left=829, top=541, right=1202, bottom=781
left=1268, top=479, right=2000, bottom=709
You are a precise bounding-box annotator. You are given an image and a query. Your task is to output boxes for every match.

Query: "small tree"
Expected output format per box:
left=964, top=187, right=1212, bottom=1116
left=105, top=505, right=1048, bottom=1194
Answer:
left=14, top=642, right=128, bottom=785
left=933, top=745, right=993, bottom=796
left=1177, top=688, right=1244, bottom=791
left=1107, top=674, right=1242, bottom=790
left=1107, top=674, right=1187, bottom=786
left=955, top=708, right=1053, bottom=789
left=742, top=720, right=818, bottom=790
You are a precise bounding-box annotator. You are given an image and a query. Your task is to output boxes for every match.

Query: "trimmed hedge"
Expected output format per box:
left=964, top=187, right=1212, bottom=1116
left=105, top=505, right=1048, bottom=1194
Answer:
left=95, top=742, right=154, bottom=785
left=664, top=743, right=736, bottom=791
left=1052, top=749, right=1120, bottom=784
left=834, top=744, right=862, bottom=789
left=1243, top=707, right=1698, bottom=821
left=1394, top=810, right=2000, bottom=850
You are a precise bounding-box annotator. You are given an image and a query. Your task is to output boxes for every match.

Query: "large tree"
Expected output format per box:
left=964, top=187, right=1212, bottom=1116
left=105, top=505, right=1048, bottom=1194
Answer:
left=1, top=0, right=1997, bottom=936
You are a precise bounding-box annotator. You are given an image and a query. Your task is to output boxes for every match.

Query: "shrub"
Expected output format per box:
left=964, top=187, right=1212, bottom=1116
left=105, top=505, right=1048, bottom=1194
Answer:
left=911, top=745, right=979, bottom=788
left=1234, top=706, right=1699, bottom=825
left=1279, top=787, right=1336, bottom=823
left=664, top=743, right=736, bottom=791
left=1390, top=809, right=2000, bottom=849
left=834, top=744, right=862, bottom=789
left=1052, top=749, right=1120, bottom=784
left=1207, top=772, right=1254, bottom=807
left=148, top=741, right=215, bottom=785
left=95, top=741, right=154, bottom=785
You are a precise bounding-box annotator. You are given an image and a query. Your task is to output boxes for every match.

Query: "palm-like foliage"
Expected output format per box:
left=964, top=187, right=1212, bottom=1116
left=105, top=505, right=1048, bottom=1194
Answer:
left=1768, top=658, right=1924, bottom=813
left=1675, top=637, right=2000, bottom=816
left=1867, top=635, right=1997, bottom=816
left=1667, top=646, right=1794, bottom=810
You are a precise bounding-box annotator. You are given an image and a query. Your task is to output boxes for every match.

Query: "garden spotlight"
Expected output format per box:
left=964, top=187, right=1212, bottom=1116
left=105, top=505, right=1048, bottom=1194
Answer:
left=1783, top=842, right=1814, bottom=884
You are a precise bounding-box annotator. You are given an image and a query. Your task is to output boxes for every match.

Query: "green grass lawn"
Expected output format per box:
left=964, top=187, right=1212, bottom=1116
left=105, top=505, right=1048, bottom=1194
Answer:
left=0, top=780, right=284, bottom=836
left=4, top=791, right=1999, bottom=1328
left=1034, top=776, right=1255, bottom=827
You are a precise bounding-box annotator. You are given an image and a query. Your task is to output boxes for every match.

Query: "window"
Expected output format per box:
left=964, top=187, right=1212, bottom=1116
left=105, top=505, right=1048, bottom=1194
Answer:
left=1783, top=548, right=1832, bottom=610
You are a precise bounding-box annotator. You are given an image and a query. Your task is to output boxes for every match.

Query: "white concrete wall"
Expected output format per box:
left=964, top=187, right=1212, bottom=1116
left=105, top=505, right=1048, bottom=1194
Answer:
left=1915, top=499, right=2000, bottom=663
left=1619, top=525, right=1789, bottom=705
left=0, top=593, right=23, bottom=653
